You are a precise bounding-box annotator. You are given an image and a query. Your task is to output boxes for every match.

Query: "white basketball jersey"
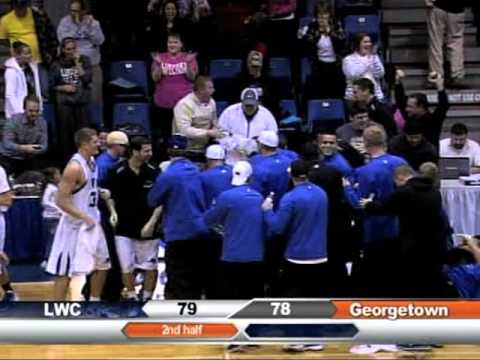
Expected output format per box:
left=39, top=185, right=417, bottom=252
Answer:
left=67, top=153, right=100, bottom=224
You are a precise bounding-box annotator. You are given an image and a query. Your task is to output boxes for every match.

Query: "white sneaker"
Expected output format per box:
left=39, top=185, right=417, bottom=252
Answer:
left=283, top=344, right=324, bottom=352
left=350, top=344, right=398, bottom=354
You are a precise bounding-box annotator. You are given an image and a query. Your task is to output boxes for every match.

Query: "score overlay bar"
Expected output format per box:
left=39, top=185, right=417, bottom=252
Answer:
left=0, top=300, right=480, bottom=343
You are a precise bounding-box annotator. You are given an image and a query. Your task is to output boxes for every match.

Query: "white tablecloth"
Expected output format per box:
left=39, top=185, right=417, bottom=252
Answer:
left=441, top=180, right=480, bottom=235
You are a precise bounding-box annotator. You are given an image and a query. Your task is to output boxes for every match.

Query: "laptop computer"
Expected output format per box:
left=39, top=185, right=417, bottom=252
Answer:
left=439, top=157, right=470, bottom=180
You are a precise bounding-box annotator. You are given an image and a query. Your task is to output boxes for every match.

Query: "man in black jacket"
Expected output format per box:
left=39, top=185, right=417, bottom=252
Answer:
left=394, top=69, right=449, bottom=149
left=302, top=142, right=360, bottom=296
left=388, top=120, right=438, bottom=171
left=360, top=165, right=450, bottom=298
left=353, top=78, right=397, bottom=138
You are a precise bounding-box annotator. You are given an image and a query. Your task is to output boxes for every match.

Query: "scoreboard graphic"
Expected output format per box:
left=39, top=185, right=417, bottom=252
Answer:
left=1, top=300, right=480, bottom=343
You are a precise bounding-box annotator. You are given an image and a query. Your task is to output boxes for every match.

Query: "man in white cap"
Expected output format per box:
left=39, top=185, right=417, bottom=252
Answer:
left=204, top=160, right=266, bottom=300
left=200, top=144, right=232, bottom=209
left=250, top=130, right=296, bottom=205
left=218, top=88, right=278, bottom=139
left=96, top=130, right=129, bottom=186
left=250, top=130, right=297, bottom=297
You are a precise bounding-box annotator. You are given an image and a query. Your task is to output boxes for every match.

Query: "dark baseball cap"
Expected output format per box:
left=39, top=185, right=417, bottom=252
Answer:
left=241, top=88, right=259, bottom=106
left=290, top=159, right=310, bottom=178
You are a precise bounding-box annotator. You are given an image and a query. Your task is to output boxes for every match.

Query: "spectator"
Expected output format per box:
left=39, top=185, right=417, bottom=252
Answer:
left=317, top=131, right=353, bottom=178
left=96, top=131, right=129, bottom=187
left=427, top=0, right=468, bottom=88
left=189, top=0, right=215, bottom=72
left=200, top=145, right=232, bottom=209
left=360, top=165, right=450, bottom=297
left=57, top=0, right=105, bottom=106
left=343, top=33, right=385, bottom=101
left=152, top=33, right=198, bottom=146
left=336, top=101, right=377, bottom=156
left=96, top=127, right=109, bottom=153
left=440, top=123, right=480, bottom=174
left=4, top=41, right=42, bottom=119
left=238, top=50, right=281, bottom=118
left=147, top=0, right=191, bottom=53
left=173, top=76, right=222, bottom=152
left=50, top=37, right=93, bottom=164
left=263, top=0, right=297, bottom=57
left=352, top=78, right=397, bottom=138
left=204, top=160, right=266, bottom=300
left=0, top=96, right=47, bottom=175
left=395, top=69, right=449, bottom=149
left=148, top=135, right=215, bottom=299
left=219, top=88, right=278, bottom=139
left=448, top=235, right=480, bottom=298
left=40, top=167, right=62, bottom=269
left=300, top=3, right=346, bottom=99
left=0, top=0, right=58, bottom=67
left=389, top=120, right=438, bottom=171
left=343, top=125, right=407, bottom=297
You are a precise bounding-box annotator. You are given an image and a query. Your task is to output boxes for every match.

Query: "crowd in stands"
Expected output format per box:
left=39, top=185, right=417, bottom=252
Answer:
left=0, top=0, right=479, bottom=344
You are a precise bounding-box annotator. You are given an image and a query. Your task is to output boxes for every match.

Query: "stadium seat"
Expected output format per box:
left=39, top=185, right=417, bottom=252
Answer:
left=210, top=59, right=242, bottom=102
left=307, top=99, right=346, bottom=131
left=280, top=99, right=298, bottom=117
left=89, top=104, right=103, bottom=128
left=42, top=102, right=57, bottom=147
left=344, top=15, right=381, bottom=43
left=305, top=0, right=318, bottom=16
left=216, top=101, right=229, bottom=116
left=269, top=57, right=293, bottom=98
left=112, top=103, right=151, bottom=135
left=110, top=61, right=149, bottom=99
left=336, top=0, right=379, bottom=18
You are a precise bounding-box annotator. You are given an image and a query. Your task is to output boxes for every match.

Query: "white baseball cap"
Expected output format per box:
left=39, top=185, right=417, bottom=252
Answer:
left=257, top=131, right=279, bottom=148
left=205, top=144, right=225, bottom=160
left=232, top=161, right=252, bottom=186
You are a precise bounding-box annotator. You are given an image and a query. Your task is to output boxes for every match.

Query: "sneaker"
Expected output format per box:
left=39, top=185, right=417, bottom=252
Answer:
left=350, top=344, right=398, bottom=354
left=283, top=344, right=324, bottom=352
left=3, top=291, right=19, bottom=302
left=226, top=345, right=248, bottom=353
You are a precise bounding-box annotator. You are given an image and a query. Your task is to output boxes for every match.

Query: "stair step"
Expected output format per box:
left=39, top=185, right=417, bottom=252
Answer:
left=388, top=26, right=478, bottom=48
left=382, top=8, right=474, bottom=25
left=390, top=47, right=480, bottom=64
left=404, top=90, right=480, bottom=105
left=382, top=0, right=427, bottom=9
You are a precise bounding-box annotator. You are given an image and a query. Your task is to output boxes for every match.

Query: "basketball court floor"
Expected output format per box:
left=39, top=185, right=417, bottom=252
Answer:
left=0, top=282, right=478, bottom=360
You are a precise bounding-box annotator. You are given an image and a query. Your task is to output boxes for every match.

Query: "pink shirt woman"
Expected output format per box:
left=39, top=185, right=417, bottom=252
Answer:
left=152, top=34, right=198, bottom=109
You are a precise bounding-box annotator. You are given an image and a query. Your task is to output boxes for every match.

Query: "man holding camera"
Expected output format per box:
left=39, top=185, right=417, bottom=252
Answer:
left=0, top=95, right=48, bottom=175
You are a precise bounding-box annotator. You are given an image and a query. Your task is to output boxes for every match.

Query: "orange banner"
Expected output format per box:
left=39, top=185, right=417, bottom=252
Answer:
left=123, top=323, right=238, bottom=338
left=333, top=301, right=480, bottom=320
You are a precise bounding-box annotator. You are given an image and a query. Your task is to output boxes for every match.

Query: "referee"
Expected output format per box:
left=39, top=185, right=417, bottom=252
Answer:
left=104, top=136, right=159, bottom=301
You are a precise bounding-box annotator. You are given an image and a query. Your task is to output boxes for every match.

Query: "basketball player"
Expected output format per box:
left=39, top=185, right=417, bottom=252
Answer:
left=46, top=128, right=111, bottom=301
left=0, top=164, right=15, bottom=300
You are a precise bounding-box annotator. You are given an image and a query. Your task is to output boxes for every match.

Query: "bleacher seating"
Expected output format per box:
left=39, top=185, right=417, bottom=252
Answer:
left=112, top=103, right=151, bottom=135
left=307, top=99, right=346, bottom=131
left=269, top=57, right=293, bottom=99
left=209, top=59, right=242, bottom=102
left=110, top=61, right=149, bottom=100
left=280, top=99, right=298, bottom=117
left=344, top=15, right=381, bottom=43
left=216, top=101, right=229, bottom=117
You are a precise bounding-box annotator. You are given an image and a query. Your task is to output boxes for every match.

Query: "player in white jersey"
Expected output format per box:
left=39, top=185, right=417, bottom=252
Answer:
left=47, top=128, right=111, bottom=301
left=0, top=165, right=14, bottom=300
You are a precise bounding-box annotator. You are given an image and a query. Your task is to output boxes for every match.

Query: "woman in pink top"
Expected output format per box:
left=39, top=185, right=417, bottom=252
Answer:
left=151, top=32, right=197, bottom=154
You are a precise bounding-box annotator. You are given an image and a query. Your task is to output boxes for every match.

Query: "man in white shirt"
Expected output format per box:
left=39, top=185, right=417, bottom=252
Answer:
left=219, top=88, right=278, bottom=139
left=440, top=123, right=480, bottom=174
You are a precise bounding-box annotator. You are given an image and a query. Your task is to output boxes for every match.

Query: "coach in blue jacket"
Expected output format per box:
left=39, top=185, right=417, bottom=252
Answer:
left=204, top=161, right=266, bottom=299
left=148, top=135, right=215, bottom=300
left=263, top=159, right=329, bottom=298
